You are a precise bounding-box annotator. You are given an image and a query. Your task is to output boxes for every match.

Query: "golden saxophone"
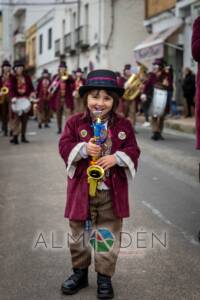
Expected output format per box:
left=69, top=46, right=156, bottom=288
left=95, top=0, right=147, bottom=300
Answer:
left=0, top=86, right=9, bottom=104
left=87, top=114, right=105, bottom=197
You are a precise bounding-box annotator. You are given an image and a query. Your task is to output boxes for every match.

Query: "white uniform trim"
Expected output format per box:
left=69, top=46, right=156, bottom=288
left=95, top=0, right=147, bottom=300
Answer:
left=115, top=151, right=136, bottom=178
left=115, top=151, right=136, bottom=203
left=66, top=142, right=87, bottom=179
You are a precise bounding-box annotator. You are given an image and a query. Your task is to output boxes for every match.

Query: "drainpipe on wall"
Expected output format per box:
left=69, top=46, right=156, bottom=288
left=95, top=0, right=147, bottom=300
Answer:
left=96, top=0, right=101, bottom=62
left=105, top=0, right=114, bottom=50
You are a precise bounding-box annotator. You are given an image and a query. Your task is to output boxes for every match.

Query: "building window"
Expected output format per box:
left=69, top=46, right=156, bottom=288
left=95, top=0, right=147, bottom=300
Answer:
left=48, top=28, right=52, bottom=50
left=39, top=34, right=43, bottom=54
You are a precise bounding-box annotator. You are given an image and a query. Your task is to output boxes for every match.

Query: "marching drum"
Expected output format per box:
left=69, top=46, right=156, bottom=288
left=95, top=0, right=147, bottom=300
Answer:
left=149, top=88, right=168, bottom=117
left=11, top=97, right=31, bottom=116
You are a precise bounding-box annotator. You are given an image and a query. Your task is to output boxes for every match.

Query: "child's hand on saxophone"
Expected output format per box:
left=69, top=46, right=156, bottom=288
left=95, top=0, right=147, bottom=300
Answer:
left=86, top=138, right=102, bottom=157
left=96, top=155, right=117, bottom=171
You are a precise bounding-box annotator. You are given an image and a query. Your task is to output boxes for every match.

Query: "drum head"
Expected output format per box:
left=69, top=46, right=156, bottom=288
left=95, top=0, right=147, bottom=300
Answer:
left=11, top=97, right=31, bottom=114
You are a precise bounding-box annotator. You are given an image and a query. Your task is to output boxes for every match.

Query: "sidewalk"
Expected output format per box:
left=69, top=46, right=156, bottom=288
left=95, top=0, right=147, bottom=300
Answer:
left=137, top=115, right=195, bottom=134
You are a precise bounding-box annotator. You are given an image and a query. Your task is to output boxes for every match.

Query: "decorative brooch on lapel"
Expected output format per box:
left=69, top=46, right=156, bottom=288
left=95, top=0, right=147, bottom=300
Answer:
left=80, top=129, right=88, bottom=138
left=118, top=131, right=126, bottom=140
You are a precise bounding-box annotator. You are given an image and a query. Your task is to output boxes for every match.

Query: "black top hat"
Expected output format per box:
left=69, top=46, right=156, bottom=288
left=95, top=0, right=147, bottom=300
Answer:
left=79, top=69, right=124, bottom=97
left=152, top=58, right=166, bottom=68
left=123, top=64, right=131, bottom=71
left=42, top=68, right=50, bottom=75
left=76, top=67, right=83, bottom=73
left=59, top=61, right=67, bottom=68
left=1, top=60, right=11, bottom=68
left=13, top=60, right=25, bottom=68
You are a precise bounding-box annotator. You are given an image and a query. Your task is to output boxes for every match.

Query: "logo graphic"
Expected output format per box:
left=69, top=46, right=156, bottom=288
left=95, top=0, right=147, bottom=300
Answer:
left=89, top=228, right=114, bottom=252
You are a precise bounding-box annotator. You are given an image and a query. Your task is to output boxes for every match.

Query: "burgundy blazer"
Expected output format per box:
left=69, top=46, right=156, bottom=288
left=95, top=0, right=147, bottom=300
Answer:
left=36, top=77, right=51, bottom=112
left=50, top=74, right=74, bottom=111
left=192, top=16, right=200, bottom=150
left=59, top=112, right=140, bottom=220
left=12, top=73, right=34, bottom=98
left=0, top=74, right=14, bottom=98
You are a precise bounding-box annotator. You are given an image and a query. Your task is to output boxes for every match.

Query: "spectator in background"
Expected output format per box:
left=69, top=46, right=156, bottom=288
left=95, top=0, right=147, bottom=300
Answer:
left=165, top=64, right=179, bottom=118
left=182, top=67, right=196, bottom=118
left=192, top=16, right=200, bottom=150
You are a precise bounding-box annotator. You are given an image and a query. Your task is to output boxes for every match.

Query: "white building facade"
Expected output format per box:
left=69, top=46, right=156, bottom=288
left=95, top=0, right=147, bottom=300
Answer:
left=35, top=0, right=147, bottom=75
left=1, top=0, right=148, bottom=74
left=0, top=0, right=55, bottom=64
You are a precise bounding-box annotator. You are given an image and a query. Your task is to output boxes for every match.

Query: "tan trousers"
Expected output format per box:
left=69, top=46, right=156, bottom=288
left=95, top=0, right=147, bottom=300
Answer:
left=11, top=113, right=28, bottom=136
left=151, top=115, right=165, bottom=133
left=37, top=102, right=50, bottom=125
left=74, top=96, right=84, bottom=113
left=123, top=100, right=137, bottom=127
left=69, top=190, right=122, bottom=277
left=56, top=101, right=71, bottom=132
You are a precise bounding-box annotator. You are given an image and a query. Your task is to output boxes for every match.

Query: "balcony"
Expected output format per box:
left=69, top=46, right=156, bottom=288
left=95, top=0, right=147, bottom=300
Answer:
left=80, top=25, right=89, bottom=50
left=64, top=33, right=71, bottom=53
left=55, top=39, right=61, bottom=57
left=13, top=27, right=25, bottom=45
left=13, top=33, right=25, bottom=45
left=75, top=25, right=89, bottom=50
left=64, top=32, right=76, bottom=55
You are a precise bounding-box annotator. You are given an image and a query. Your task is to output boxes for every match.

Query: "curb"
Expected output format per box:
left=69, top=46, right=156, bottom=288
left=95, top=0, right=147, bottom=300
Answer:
left=165, top=119, right=195, bottom=134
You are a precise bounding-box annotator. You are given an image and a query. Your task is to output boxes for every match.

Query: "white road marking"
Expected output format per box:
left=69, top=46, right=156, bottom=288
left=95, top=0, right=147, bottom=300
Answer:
left=142, top=200, right=199, bottom=246
left=27, top=132, right=37, bottom=136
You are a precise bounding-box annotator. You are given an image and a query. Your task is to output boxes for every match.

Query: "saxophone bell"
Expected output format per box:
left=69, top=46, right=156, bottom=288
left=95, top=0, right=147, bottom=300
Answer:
left=87, top=165, right=105, bottom=197
left=0, top=86, right=9, bottom=104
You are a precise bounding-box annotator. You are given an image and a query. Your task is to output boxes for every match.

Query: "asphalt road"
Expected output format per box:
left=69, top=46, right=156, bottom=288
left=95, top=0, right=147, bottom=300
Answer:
left=0, top=118, right=200, bottom=300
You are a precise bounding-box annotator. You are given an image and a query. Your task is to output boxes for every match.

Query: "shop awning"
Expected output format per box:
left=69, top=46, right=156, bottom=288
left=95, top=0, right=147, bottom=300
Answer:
left=134, top=23, right=182, bottom=62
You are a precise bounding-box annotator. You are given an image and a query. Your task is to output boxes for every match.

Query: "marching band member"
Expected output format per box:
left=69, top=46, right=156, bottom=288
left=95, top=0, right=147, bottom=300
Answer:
left=73, top=68, right=85, bottom=113
left=59, top=70, right=140, bottom=299
left=49, top=61, right=74, bottom=134
left=142, top=58, right=169, bottom=141
left=10, top=60, right=35, bottom=144
left=36, top=69, right=51, bottom=128
left=123, top=63, right=147, bottom=129
left=115, top=71, right=126, bottom=116
left=0, top=60, right=13, bottom=136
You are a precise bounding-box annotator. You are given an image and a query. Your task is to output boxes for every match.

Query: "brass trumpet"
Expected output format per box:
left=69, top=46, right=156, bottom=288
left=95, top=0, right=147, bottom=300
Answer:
left=123, top=73, right=141, bottom=101
left=87, top=114, right=105, bottom=197
left=0, top=86, right=9, bottom=104
left=48, top=76, right=60, bottom=94
left=123, top=63, right=148, bottom=101
left=61, top=71, right=69, bottom=81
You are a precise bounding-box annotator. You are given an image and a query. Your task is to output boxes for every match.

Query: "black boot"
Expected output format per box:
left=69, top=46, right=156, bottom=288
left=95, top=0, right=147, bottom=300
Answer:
left=97, top=273, right=114, bottom=299
left=157, top=132, right=165, bottom=140
left=151, top=131, right=159, bottom=141
left=61, top=268, right=88, bottom=295
left=10, top=135, right=19, bottom=145
left=21, top=134, right=29, bottom=143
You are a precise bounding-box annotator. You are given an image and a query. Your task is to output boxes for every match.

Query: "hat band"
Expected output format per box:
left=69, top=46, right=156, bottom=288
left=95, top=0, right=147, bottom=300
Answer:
left=87, top=76, right=117, bottom=87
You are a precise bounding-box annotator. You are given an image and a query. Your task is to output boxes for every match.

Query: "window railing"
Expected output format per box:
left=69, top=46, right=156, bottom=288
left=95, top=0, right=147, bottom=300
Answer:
left=55, top=38, right=61, bottom=57
left=64, top=33, right=71, bottom=52
left=75, top=25, right=89, bottom=49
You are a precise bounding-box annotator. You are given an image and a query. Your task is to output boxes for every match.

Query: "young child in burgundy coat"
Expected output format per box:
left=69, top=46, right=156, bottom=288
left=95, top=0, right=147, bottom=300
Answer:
left=59, top=69, right=140, bottom=299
